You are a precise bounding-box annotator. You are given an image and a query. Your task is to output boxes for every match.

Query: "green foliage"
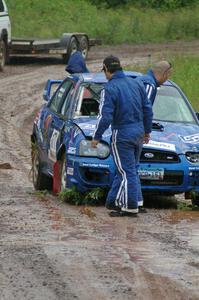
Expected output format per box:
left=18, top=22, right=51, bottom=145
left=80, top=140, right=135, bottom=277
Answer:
left=58, top=186, right=107, bottom=206
left=5, top=0, right=199, bottom=44
left=170, top=55, right=199, bottom=111
left=88, top=0, right=198, bottom=9
left=84, top=187, right=106, bottom=205
left=58, top=186, right=82, bottom=205
left=177, top=201, right=193, bottom=211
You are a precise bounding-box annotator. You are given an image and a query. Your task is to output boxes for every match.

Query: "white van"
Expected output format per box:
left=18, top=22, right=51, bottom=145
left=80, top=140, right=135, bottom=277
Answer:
left=0, top=0, right=11, bottom=70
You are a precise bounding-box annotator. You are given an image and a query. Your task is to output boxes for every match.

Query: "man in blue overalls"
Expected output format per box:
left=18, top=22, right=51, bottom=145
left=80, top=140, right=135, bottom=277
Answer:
left=138, top=61, right=172, bottom=212
left=65, top=50, right=89, bottom=74
left=92, top=55, right=153, bottom=217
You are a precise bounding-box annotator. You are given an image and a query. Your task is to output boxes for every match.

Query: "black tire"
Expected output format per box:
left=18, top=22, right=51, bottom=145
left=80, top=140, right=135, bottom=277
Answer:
left=0, top=40, right=6, bottom=71
left=80, top=35, right=89, bottom=60
left=31, top=143, right=52, bottom=190
left=62, top=36, right=78, bottom=64
left=60, top=154, right=67, bottom=192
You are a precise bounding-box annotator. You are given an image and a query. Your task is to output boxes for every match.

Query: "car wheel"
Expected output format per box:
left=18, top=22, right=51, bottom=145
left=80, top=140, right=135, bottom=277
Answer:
left=60, top=154, right=67, bottom=192
left=191, top=191, right=199, bottom=207
left=0, top=40, right=6, bottom=71
left=80, top=35, right=89, bottom=60
left=31, top=142, right=52, bottom=190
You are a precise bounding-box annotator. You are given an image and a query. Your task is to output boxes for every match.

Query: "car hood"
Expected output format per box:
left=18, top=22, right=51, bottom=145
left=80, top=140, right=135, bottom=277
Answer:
left=147, top=121, right=199, bottom=154
left=73, top=117, right=199, bottom=154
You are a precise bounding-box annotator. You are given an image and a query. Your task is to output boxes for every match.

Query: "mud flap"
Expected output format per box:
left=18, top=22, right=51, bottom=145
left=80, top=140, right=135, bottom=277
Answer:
left=53, top=161, right=61, bottom=194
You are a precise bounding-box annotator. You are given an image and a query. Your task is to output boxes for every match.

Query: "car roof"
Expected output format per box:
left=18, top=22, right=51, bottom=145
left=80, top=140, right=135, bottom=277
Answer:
left=68, top=71, right=142, bottom=84
left=67, top=72, right=174, bottom=87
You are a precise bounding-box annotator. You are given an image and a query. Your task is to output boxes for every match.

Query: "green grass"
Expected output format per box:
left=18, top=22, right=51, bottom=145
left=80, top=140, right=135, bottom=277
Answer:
left=169, top=55, right=199, bottom=111
left=58, top=186, right=107, bottom=206
left=6, top=0, right=199, bottom=44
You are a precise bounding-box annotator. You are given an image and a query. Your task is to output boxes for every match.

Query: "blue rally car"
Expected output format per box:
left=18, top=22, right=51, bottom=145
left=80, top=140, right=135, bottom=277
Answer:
left=31, top=71, right=199, bottom=203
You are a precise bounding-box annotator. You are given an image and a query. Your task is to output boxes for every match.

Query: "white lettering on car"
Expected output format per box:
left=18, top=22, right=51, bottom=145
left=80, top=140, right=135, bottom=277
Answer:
left=48, top=129, right=59, bottom=162
left=143, top=140, right=176, bottom=151
left=67, top=167, right=74, bottom=175
left=180, top=133, right=199, bottom=144
left=67, top=147, right=76, bottom=154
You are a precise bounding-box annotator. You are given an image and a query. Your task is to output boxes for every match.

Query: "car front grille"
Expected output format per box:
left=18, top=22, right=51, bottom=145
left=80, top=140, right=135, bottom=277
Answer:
left=140, top=170, right=184, bottom=186
left=140, top=149, right=180, bottom=163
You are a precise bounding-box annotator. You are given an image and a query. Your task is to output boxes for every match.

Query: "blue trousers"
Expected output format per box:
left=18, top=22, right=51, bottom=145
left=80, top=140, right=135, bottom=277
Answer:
left=106, top=129, right=143, bottom=209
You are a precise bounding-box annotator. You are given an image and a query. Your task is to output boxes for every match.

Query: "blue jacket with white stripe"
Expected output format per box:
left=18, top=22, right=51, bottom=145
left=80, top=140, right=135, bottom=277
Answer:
left=138, top=69, right=160, bottom=104
left=65, top=51, right=89, bottom=74
left=93, top=70, right=153, bottom=141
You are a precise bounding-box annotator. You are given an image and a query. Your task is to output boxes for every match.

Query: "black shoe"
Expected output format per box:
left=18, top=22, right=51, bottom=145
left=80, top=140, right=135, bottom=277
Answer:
left=139, top=207, right=147, bottom=213
left=109, top=211, right=138, bottom=217
left=106, top=203, right=121, bottom=211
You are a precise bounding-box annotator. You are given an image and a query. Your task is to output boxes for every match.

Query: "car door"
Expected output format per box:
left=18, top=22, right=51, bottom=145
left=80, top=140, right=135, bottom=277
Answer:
left=45, top=78, right=76, bottom=172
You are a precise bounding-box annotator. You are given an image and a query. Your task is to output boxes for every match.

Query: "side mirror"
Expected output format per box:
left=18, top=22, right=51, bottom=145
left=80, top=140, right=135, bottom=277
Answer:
left=43, top=79, right=62, bottom=101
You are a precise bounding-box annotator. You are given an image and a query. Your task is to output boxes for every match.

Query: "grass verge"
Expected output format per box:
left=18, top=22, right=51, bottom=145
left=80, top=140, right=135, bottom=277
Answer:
left=6, top=0, right=199, bottom=44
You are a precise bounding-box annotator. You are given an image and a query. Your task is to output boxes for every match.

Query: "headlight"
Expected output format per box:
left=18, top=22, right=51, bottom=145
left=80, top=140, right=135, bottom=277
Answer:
left=79, top=140, right=110, bottom=158
left=186, top=152, right=199, bottom=163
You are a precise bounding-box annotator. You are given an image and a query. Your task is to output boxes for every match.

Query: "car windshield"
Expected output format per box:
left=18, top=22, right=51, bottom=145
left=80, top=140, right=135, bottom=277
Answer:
left=153, top=85, right=196, bottom=124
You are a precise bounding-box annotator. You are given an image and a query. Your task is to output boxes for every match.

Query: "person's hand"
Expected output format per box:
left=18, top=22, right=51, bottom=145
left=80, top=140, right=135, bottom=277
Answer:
left=91, top=139, right=99, bottom=148
left=143, top=133, right=150, bottom=144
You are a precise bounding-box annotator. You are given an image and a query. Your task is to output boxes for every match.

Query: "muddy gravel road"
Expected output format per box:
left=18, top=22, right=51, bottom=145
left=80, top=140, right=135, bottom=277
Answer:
left=0, top=41, right=199, bottom=300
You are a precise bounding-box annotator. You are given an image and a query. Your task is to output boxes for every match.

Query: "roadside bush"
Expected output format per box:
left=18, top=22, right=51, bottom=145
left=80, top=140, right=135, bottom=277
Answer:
left=88, top=0, right=197, bottom=9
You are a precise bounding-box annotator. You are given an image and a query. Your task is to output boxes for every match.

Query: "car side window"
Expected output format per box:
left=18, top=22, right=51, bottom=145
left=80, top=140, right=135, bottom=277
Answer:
left=49, top=79, right=73, bottom=113
left=0, top=0, right=4, bottom=12
left=60, top=86, right=75, bottom=116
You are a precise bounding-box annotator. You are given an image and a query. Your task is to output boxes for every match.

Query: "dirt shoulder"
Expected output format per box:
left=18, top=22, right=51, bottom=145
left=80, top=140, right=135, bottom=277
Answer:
left=0, top=41, right=199, bottom=300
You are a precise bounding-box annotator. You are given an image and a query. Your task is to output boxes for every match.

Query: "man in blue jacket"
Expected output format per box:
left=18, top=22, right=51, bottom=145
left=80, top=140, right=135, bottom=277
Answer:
left=139, top=60, right=172, bottom=104
left=65, top=50, right=89, bottom=74
left=137, top=60, right=172, bottom=212
left=92, top=55, right=153, bottom=217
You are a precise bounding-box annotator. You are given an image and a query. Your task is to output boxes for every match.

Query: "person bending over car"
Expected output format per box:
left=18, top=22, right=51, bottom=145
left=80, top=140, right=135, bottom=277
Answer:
left=65, top=49, right=89, bottom=74
left=139, top=60, right=172, bottom=105
left=92, top=55, right=153, bottom=217
left=137, top=60, right=172, bottom=212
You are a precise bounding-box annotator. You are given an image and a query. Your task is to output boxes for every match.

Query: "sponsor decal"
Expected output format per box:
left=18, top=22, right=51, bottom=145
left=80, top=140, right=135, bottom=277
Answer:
left=48, top=129, right=59, bottom=162
left=36, top=118, right=43, bottom=143
left=144, top=140, right=176, bottom=151
left=67, top=146, right=76, bottom=154
left=180, top=133, right=199, bottom=144
left=80, top=162, right=110, bottom=168
left=73, top=127, right=81, bottom=138
left=79, top=124, right=96, bottom=130
left=189, top=166, right=199, bottom=170
left=44, top=115, right=52, bottom=132
left=162, top=133, right=176, bottom=140
left=67, top=167, right=74, bottom=175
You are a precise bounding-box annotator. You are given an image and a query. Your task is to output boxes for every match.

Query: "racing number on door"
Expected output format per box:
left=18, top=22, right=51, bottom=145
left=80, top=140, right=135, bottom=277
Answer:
left=48, top=129, right=59, bottom=162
